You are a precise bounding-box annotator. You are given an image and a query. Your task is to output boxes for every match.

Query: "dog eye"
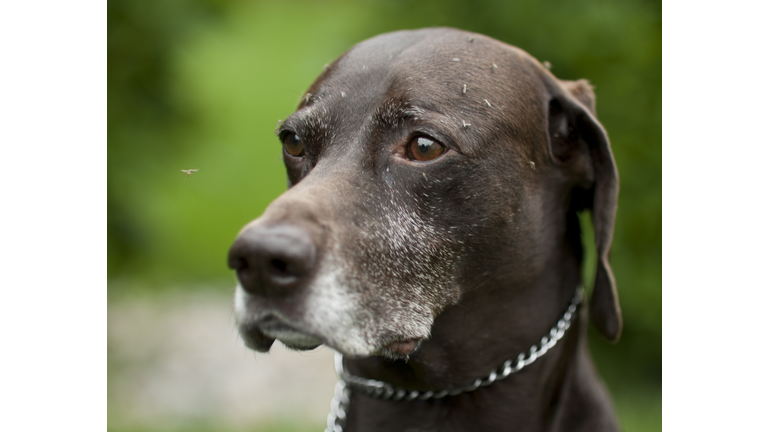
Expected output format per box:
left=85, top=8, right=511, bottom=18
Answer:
left=407, top=137, right=445, bottom=162
left=281, top=132, right=305, bottom=157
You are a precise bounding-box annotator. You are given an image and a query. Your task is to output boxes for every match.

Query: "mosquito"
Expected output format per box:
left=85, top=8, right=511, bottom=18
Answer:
left=181, top=169, right=199, bottom=177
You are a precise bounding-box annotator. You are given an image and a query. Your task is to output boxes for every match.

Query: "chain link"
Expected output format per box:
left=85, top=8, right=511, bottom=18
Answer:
left=324, top=286, right=583, bottom=432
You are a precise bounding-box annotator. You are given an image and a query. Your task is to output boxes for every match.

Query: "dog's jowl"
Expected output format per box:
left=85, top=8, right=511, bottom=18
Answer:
left=228, top=28, right=621, bottom=432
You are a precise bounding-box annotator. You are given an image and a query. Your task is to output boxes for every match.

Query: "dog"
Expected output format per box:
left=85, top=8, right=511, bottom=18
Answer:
left=228, top=28, right=621, bottom=431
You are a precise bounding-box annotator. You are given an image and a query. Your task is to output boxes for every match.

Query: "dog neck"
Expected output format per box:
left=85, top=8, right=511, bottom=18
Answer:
left=339, top=274, right=592, bottom=431
left=346, top=260, right=582, bottom=380
left=338, top=286, right=582, bottom=396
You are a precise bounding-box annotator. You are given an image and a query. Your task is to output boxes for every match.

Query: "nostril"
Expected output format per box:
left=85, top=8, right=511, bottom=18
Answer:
left=270, top=259, right=288, bottom=274
left=227, top=245, right=249, bottom=271
left=228, top=223, right=318, bottom=295
left=231, top=257, right=248, bottom=271
left=266, top=256, right=306, bottom=285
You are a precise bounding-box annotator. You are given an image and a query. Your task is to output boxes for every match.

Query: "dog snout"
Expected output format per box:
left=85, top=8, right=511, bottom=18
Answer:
left=228, top=224, right=317, bottom=295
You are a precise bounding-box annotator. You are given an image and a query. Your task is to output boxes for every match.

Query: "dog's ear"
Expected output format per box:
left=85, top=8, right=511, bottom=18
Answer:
left=560, top=79, right=596, bottom=115
left=545, top=76, right=622, bottom=343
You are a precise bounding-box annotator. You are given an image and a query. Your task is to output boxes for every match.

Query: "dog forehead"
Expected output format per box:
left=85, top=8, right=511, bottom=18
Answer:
left=300, top=28, right=548, bottom=154
left=340, top=28, right=530, bottom=72
left=323, top=29, right=541, bottom=96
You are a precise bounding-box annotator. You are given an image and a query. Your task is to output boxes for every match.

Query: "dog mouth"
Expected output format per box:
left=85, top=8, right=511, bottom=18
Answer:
left=234, top=285, right=432, bottom=358
left=239, top=314, right=425, bottom=359
left=239, top=315, right=323, bottom=352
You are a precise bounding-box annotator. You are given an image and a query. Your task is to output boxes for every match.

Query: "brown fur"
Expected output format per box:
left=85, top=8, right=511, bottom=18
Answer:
left=228, top=28, right=621, bottom=431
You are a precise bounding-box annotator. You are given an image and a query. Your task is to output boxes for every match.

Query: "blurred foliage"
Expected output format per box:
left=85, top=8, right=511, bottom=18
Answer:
left=108, top=0, right=660, bottom=429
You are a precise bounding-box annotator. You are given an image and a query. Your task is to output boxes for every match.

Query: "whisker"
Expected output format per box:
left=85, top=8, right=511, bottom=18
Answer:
left=454, top=301, right=469, bottom=311
left=463, top=269, right=502, bottom=294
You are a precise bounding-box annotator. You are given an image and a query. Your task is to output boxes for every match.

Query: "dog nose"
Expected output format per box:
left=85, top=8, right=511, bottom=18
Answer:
left=227, top=224, right=317, bottom=295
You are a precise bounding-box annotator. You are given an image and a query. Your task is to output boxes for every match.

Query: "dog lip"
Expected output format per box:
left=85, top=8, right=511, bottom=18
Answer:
left=238, top=323, right=276, bottom=352
left=258, top=315, right=300, bottom=334
left=255, top=315, right=323, bottom=350
left=386, top=338, right=422, bottom=357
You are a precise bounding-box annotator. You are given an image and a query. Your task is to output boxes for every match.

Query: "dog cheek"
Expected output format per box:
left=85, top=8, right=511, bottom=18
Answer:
left=310, top=261, right=436, bottom=356
left=357, top=200, right=462, bottom=331
left=295, top=262, right=382, bottom=356
left=297, top=187, right=463, bottom=355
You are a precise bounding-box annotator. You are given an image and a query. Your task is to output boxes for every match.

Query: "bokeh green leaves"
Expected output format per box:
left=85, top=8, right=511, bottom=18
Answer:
left=108, top=0, right=660, bottom=429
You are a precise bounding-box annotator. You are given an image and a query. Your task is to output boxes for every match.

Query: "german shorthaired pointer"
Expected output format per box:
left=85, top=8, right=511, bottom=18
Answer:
left=228, top=28, right=621, bottom=431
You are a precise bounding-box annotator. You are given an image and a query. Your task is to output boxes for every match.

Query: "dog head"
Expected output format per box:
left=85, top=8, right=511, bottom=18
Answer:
left=228, top=28, right=620, bottom=361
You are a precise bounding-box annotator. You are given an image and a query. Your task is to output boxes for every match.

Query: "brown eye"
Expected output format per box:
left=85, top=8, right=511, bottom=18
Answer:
left=407, top=136, right=445, bottom=161
left=282, top=132, right=305, bottom=157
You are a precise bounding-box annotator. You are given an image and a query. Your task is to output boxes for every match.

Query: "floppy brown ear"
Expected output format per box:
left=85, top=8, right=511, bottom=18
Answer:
left=545, top=76, right=622, bottom=343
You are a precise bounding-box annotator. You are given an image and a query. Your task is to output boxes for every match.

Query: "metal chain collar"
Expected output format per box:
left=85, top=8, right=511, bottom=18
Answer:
left=324, top=286, right=584, bottom=432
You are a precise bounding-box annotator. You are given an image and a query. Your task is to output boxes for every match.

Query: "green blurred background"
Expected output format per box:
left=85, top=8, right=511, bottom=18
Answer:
left=108, top=0, right=660, bottom=430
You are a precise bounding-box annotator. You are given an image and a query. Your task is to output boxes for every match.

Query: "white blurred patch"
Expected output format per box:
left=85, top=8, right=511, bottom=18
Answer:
left=108, top=290, right=337, bottom=430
